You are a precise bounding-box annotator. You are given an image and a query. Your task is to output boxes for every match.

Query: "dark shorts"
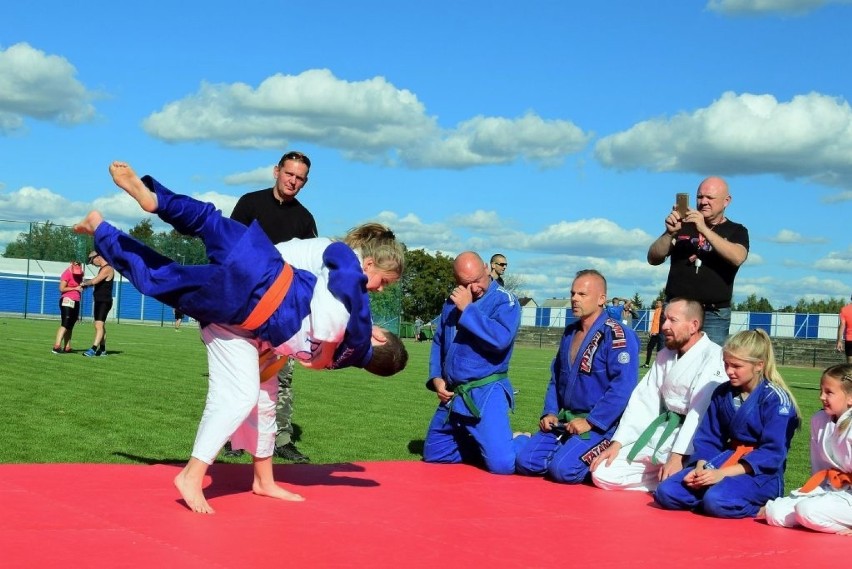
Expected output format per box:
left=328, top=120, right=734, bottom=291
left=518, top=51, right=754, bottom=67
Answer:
left=846, top=341, right=852, bottom=358
left=59, top=299, right=80, bottom=329
left=92, top=300, right=113, bottom=322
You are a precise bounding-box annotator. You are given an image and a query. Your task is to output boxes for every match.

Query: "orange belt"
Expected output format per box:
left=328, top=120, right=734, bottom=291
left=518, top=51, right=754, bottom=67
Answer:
left=720, top=444, right=755, bottom=468
left=259, top=349, right=289, bottom=383
left=239, top=264, right=294, bottom=331
left=799, top=468, right=852, bottom=494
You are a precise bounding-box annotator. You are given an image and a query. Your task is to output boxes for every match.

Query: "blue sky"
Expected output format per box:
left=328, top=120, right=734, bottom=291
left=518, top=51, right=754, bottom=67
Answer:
left=2, top=0, right=851, bottom=308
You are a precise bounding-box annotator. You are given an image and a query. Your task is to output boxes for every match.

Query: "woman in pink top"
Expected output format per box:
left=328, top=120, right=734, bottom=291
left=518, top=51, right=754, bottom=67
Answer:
left=839, top=295, right=852, bottom=364
left=52, top=261, right=85, bottom=354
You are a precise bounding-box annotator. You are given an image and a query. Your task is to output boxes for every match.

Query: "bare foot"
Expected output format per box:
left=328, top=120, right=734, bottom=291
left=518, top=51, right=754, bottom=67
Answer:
left=109, top=161, right=158, bottom=212
left=755, top=506, right=766, bottom=520
left=252, top=479, right=305, bottom=502
left=174, top=466, right=215, bottom=514
left=73, top=211, right=103, bottom=236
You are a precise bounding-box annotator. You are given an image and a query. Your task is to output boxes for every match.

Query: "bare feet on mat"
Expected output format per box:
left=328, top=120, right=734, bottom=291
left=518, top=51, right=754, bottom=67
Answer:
left=73, top=211, right=103, bottom=235
left=109, top=161, right=158, bottom=212
left=252, top=478, right=305, bottom=502
left=174, top=466, right=215, bottom=514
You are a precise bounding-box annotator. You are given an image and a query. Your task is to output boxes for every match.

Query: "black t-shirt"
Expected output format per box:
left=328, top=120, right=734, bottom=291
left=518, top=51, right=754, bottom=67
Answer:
left=664, top=219, right=749, bottom=305
left=230, top=188, right=318, bottom=243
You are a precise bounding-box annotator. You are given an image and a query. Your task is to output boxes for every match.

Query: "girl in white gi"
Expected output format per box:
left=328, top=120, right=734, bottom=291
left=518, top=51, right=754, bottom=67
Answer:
left=762, top=364, right=852, bottom=535
left=654, top=329, right=800, bottom=518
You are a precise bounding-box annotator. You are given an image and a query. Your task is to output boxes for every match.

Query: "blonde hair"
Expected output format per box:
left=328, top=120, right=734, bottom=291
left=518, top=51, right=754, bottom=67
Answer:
left=343, top=222, right=405, bottom=278
left=723, top=329, right=800, bottom=420
left=822, top=364, right=852, bottom=431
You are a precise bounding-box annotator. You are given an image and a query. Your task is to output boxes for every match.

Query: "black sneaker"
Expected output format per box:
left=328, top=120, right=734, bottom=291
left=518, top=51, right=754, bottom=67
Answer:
left=222, top=441, right=244, bottom=457
left=274, top=442, right=310, bottom=463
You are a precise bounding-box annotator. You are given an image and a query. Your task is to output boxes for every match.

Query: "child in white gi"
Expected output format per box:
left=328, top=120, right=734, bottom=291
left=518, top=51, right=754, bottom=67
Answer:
left=762, top=364, right=852, bottom=535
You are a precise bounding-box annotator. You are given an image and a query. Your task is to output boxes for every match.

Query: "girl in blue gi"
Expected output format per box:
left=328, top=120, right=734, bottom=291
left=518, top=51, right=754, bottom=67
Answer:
left=654, top=329, right=800, bottom=518
left=75, top=162, right=407, bottom=513
left=762, top=364, right=852, bottom=534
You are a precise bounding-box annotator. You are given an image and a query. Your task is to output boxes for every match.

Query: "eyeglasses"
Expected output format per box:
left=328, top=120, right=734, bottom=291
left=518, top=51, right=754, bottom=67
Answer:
left=494, top=262, right=507, bottom=267
left=87, top=255, right=98, bottom=264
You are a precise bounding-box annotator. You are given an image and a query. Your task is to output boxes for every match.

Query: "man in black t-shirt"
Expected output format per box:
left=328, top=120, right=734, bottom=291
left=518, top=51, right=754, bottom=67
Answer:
left=227, top=150, right=318, bottom=463
left=647, top=176, right=749, bottom=346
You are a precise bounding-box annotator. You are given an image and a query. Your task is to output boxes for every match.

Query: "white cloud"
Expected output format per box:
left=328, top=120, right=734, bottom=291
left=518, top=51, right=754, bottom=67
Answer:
left=813, top=246, right=852, bottom=273
left=0, top=43, right=97, bottom=133
left=595, top=91, right=852, bottom=188
left=223, top=166, right=274, bottom=187
left=0, top=185, right=238, bottom=248
left=142, top=69, right=590, bottom=169
left=706, top=0, right=850, bottom=15
left=768, top=229, right=828, bottom=244
left=823, top=190, right=852, bottom=203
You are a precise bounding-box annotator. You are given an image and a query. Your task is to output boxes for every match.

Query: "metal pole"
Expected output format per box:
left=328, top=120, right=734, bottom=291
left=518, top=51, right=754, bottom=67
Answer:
left=23, top=222, right=32, bottom=319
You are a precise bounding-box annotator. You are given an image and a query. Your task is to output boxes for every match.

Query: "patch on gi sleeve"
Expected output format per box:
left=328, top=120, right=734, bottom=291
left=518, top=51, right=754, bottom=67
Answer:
left=604, top=318, right=627, bottom=349
left=618, top=351, right=631, bottom=365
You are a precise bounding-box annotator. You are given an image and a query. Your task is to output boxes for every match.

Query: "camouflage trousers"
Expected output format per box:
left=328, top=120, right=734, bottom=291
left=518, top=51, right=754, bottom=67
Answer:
left=274, top=357, right=296, bottom=446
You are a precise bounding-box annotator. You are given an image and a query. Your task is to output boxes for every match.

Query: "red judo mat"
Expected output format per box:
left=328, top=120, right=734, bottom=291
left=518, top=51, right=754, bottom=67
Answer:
left=0, top=461, right=838, bottom=568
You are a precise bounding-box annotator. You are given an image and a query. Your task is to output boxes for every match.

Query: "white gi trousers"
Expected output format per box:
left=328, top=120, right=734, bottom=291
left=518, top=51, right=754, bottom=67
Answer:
left=592, top=335, right=725, bottom=492
left=191, top=323, right=277, bottom=464
left=764, top=409, right=852, bottom=533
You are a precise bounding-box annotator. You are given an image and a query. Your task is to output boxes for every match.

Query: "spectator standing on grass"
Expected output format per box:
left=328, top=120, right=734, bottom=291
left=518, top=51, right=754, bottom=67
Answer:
left=227, top=150, right=318, bottom=463
left=606, top=297, right=624, bottom=321
left=52, top=260, right=85, bottom=354
left=622, top=299, right=638, bottom=328
left=81, top=251, right=114, bottom=357
left=837, top=295, right=852, bottom=364
left=174, top=308, right=185, bottom=331
left=647, top=176, right=749, bottom=346
left=423, top=251, right=522, bottom=474
left=643, top=300, right=664, bottom=368
left=489, top=253, right=507, bottom=286
left=414, top=316, right=424, bottom=342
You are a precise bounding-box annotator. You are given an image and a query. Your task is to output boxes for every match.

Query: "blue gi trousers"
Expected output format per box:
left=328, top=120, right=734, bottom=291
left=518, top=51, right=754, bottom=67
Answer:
left=423, top=383, right=520, bottom=475
left=515, top=428, right=613, bottom=484
left=654, top=461, right=784, bottom=518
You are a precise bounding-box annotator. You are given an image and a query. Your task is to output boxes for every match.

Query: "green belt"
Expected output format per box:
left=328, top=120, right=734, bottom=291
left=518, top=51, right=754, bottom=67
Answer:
left=450, top=373, right=508, bottom=418
left=557, top=410, right=590, bottom=440
left=625, top=410, right=685, bottom=464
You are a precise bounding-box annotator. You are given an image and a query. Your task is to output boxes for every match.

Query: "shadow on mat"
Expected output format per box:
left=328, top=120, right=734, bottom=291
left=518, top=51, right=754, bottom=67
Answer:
left=113, top=452, right=184, bottom=465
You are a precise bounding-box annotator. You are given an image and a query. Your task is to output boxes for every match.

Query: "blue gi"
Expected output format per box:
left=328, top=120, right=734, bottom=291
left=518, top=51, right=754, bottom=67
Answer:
left=515, top=314, right=639, bottom=483
left=654, top=379, right=799, bottom=518
left=423, top=281, right=521, bottom=475
left=93, top=175, right=373, bottom=369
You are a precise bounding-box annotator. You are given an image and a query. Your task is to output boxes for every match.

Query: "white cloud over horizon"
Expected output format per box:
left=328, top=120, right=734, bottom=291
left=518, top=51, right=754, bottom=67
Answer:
left=142, top=69, right=591, bottom=170
left=0, top=42, right=98, bottom=133
left=707, top=0, right=852, bottom=15
left=595, top=91, right=852, bottom=189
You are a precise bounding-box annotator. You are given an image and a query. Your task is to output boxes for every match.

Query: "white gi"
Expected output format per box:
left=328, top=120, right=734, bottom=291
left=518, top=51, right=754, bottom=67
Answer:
left=764, top=408, right=852, bottom=533
left=592, top=333, right=726, bottom=491
left=191, top=238, right=351, bottom=464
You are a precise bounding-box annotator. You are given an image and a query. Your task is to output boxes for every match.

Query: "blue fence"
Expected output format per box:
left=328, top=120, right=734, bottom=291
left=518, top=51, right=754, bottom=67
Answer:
left=1, top=269, right=182, bottom=325
left=525, top=307, right=839, bottom=340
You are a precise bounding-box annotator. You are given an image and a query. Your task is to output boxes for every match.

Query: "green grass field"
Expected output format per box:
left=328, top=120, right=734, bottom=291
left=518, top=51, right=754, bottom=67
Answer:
left=2, top=317, right=825, bottom=492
